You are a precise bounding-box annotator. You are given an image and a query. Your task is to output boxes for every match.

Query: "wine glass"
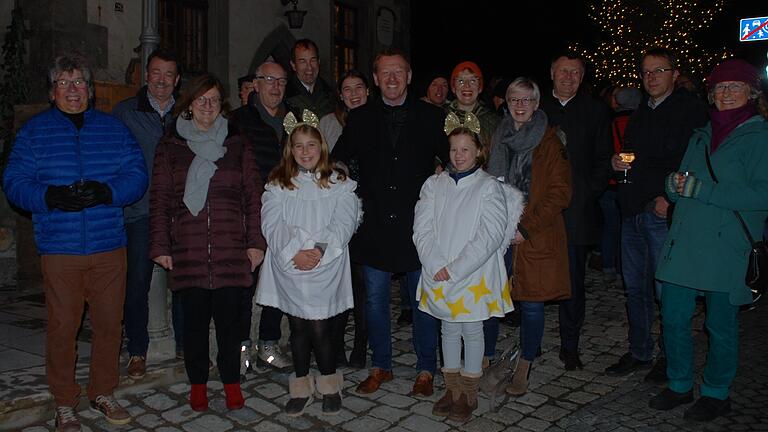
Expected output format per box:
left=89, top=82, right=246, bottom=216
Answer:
left=617, top=149, right=635, bottom=184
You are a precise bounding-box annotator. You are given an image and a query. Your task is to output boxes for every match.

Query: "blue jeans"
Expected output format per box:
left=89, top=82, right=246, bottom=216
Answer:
left=363, top=266, right=438, bottom=373
left=519, top=301, right=545, bottom=361
left=124, top=218, right=154, bottom=356
left=599, top=189, right=620, bottom=272
left=621, top=210, right=667, bottom=361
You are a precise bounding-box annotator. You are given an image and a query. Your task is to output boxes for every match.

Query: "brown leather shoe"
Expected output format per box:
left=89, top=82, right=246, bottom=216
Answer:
left=356, top=368, right=393, bottom=394
left=126, top=355, right=146, bottom=379
left=411, top=371, right=434, bottom=396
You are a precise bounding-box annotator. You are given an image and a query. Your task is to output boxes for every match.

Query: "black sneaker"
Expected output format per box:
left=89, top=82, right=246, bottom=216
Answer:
left=559, top=349, right=584, bottom=371
left=644, top=357, right=667, bottom=384
left=605, top=352, right=652, bottom=376
left=684, top=396, right=731, bottom=422
left=649, top=388, right=693, bottom=411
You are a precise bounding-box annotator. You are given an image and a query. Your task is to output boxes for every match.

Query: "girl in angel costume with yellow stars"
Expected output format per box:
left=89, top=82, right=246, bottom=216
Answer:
left=256, top=109, right=361, bottom=417
left=413, top=112, right=524, bottom=422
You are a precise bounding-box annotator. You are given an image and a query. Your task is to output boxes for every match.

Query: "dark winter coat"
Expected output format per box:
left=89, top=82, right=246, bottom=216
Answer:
left=540, top=91, right=613, bottom=245
left=3, top=107, right=147, bottom=255
left=617, top=88, right=709, bottom=217
left=332, top=95, right=449, bottom=272
left=285, top=75, right=336, bottom=118
left=148, top=119, right=266, bottom=291
left=230, top=102, right=284, bottom=185
left=112, top=86, right=175, bottom=222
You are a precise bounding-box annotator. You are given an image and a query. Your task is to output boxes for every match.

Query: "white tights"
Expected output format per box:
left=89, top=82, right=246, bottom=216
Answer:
left=441, top=320, right=484, bottom=374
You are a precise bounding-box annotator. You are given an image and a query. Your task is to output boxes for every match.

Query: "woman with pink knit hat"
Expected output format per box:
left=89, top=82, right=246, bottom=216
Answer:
left=650, top=58, right=768, bottom=422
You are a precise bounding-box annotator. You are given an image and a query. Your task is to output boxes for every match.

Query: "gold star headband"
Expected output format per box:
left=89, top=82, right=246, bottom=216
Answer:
left=283, top=109, right=320, bottom=136
left=444, top=111, right=481, bottom=136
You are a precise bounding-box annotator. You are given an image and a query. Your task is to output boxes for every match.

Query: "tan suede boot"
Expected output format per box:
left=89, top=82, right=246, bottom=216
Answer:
left=506, top=359, right=531, bottom=396
left=448, top=371, right=481, bottom=422
left=285, top=374, right=315, bottom=416
left=316, top=371, right=343, bottom=415
left=432, top=368, right=460, bottom=417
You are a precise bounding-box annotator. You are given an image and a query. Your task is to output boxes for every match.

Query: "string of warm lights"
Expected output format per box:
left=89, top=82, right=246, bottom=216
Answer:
left=570, top=0, right=732, bottom=87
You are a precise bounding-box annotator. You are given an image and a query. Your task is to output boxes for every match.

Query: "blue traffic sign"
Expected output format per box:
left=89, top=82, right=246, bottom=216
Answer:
left=741, top=17, right=768, bottom=42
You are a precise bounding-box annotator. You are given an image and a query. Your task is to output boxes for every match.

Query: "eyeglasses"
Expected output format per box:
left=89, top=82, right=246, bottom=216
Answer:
left=455, top=77, right=480, bottom=87
left=713, top=82, right=746, bottom=94
left=193, top=95, right=222, bottom=106
left=508, top=97, right=536, bottom=106
left=256, top=75, right=288, bottom=86
left=641, top=68, right=674, bottom=78
left=53, top=79, right=89, bottom=88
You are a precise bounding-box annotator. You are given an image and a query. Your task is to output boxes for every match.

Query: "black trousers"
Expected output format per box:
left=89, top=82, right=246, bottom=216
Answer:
left=331, top=263, right=366, bottom=357
left=288, top=315, right=335, bottom=377
left=180, top=287, right=241, bottom=384
left=559, top=245, right=588, bottom=352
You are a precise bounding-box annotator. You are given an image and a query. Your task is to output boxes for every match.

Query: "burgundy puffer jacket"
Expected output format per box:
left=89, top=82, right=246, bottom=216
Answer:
left=149, top=119, right=266, bottom=291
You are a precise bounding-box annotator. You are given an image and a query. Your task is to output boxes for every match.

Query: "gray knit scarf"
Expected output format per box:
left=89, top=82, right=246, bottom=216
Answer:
left=499, top=109, right=547, bottom=198
left=177, top=115, right=228, bottom=216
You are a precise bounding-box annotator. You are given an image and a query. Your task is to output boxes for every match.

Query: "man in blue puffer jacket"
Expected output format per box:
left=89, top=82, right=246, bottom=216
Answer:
left=3, top=54, right=147, bottom=431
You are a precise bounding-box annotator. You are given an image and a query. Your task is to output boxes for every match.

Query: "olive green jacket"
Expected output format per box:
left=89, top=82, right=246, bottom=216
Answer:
left=446, top=100, right=500, bottom=152
left=656, top=116, right=768, bottom=305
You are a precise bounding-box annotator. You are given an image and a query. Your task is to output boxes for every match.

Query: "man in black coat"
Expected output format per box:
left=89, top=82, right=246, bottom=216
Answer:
left=540, top=52, right=613, bottom=371
left=284, top=39, right=335, bottom=117
left=332, top=49, right=448, bottom=396
left=230, top=61, right=292, bottom=373
left=606, top=47, right=708, bottom=383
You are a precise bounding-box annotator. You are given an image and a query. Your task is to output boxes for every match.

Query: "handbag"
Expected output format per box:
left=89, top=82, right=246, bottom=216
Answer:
left=478, top=334, right=520, bottom=412
left=704, top=147, right=767, bottom=303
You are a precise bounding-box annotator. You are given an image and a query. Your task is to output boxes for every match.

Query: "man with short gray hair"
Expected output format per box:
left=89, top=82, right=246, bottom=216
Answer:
left=3, top=54, right=147, bottom=431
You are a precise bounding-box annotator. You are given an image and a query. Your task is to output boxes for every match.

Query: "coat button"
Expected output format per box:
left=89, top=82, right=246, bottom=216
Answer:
left=393, top=156, right=398, bottom=161
left=389, top=185, right=397, bottom=191
left=389, top=214, right=397, bottom=219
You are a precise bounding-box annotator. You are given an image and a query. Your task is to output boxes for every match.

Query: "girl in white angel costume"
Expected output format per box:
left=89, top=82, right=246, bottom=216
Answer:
left=256, top=110, right=360, bottom=417
left=413, top=112, right=524, bottom=422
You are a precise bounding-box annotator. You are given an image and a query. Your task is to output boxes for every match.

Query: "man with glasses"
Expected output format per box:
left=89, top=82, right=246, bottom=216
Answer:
left=231, top=61, right=292, bottom=374
left=113, top=49, right=183, bottom=380
left=540, top=52, right=613, bottom=372
left=606, top=47, right=708, bottom=382
left=285, top=39, right=335, bottom=117
left=3, top=54, right=147, bottom=431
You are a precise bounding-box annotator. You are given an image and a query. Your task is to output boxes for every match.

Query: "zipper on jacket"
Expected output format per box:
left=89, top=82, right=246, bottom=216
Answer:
left=207, top=200, right=213, bottom=289
left=75, top=130, right=86, bottom=254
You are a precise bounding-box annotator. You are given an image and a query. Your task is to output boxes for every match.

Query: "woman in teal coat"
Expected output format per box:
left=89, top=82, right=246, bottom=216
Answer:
left=650, top=59, right=768, bottom=422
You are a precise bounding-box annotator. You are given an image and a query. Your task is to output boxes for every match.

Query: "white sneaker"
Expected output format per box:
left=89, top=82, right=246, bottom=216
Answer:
left=256, top=342, right=292, bottom=371
left=54, top=406, right=81, bottom=432
left=240, top=344, right=252, bottom=378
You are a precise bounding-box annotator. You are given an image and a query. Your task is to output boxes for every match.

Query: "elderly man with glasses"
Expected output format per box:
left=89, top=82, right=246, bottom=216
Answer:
left=231, top=61, right=293, bottom=375
left=3, top=54, right=147, bottom=432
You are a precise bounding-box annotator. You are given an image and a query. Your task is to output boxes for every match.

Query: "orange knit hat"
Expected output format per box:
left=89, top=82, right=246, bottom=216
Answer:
left=451, top=61, right=483, bottom=89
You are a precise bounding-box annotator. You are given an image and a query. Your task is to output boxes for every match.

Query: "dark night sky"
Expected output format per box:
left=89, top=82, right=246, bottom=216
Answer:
left=410, top=1, right=768, bottom=96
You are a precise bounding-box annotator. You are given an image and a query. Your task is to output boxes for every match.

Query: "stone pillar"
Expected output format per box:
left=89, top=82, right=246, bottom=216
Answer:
left=139, top=0, right=160, bottom=84
left=147, top=264, right=175, bottom=361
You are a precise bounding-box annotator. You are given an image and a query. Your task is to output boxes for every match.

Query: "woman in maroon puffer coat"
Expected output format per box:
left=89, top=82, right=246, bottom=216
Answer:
left=149, top=73, right=266, bottom=412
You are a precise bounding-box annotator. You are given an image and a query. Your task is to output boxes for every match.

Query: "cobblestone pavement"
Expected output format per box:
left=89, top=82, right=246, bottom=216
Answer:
left=4, top=268, right=768, bottom=431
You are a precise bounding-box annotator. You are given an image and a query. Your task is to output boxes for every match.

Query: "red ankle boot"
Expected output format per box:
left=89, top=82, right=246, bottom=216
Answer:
left=224, top=383, right=244, bottom=410
left=190, top=384, right=208, bottom=411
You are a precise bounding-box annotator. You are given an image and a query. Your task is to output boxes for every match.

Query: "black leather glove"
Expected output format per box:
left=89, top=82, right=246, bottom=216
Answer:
left=78, top=181, right=113, bottom=208
left=45, top=185, right=84, bottom=212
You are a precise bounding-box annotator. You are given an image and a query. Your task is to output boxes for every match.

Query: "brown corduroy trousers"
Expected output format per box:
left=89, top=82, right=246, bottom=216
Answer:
left=41, top=248, right=126, bottom=407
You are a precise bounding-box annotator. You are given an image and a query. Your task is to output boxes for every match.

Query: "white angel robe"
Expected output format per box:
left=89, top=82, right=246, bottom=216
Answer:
left=256, top=171, right=360, bottom=320
left=413, top=168, right=524, bottom=322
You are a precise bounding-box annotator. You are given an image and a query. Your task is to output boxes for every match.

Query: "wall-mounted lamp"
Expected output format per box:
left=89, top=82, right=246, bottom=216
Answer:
left=280, top=0, right=307, bottom=29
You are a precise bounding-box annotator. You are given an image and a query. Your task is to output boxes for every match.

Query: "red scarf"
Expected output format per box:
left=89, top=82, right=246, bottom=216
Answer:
left=709, top=103, right=756, bottom=153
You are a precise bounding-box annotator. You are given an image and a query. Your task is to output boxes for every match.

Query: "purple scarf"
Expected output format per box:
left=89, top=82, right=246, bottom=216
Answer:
left=709, top=103, right=756, bottom=153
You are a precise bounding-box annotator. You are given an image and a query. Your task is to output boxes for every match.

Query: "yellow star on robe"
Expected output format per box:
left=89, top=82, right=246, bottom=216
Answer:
left=487, top=300, right=501, bottom=314
left=432, top=285, right=445, bottom=302
left=501, top=278, right=512, bottom=307
left=467, top=276, right=492, bottom=304
left=446, top=296, right=471, bottom=320
left=419, top=290, right=428, bottom=308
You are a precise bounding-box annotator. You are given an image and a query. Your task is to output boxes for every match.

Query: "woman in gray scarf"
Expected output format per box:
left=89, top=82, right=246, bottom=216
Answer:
left=487, top=77, right=572, bottom=396
left=149, top=74, right=266, bottom=413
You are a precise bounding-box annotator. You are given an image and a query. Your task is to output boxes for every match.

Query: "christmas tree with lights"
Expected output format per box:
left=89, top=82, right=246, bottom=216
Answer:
left=571, top=0, right=731, bottom=87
